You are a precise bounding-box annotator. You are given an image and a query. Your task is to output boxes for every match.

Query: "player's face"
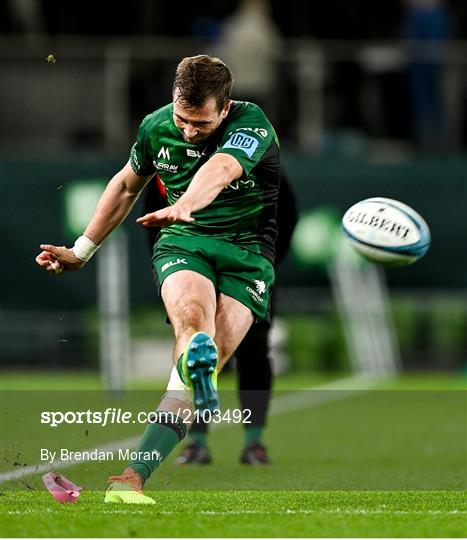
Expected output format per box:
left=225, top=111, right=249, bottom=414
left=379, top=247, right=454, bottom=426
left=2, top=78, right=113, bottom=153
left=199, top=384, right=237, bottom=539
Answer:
left=173, top=89, right=230, bottom=144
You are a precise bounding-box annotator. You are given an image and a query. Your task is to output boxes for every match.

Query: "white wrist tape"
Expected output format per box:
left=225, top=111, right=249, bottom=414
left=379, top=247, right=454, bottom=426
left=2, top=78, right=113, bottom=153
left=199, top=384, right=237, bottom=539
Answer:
left=72, top=235, right=100, bottom=262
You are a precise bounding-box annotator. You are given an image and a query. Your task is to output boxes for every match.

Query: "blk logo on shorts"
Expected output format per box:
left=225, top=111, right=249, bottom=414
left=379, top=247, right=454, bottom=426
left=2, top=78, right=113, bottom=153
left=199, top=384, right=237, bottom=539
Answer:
left=161, top=258, right=187, bottom=273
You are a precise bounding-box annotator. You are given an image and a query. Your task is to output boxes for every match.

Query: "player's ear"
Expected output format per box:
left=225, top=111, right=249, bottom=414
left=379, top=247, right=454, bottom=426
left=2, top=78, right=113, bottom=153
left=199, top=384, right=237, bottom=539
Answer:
left=220, top=100, right=231, bottom=119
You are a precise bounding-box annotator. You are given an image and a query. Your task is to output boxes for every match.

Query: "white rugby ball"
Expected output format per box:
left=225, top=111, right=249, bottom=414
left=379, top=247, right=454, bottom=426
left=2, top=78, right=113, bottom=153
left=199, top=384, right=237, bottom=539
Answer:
left=342, top=197, right=431, bottom=267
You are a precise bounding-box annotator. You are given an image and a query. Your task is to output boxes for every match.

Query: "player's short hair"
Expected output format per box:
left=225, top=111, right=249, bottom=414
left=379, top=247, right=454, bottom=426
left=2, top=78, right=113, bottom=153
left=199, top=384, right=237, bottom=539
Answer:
left=173, top=55, right=233, bottom=111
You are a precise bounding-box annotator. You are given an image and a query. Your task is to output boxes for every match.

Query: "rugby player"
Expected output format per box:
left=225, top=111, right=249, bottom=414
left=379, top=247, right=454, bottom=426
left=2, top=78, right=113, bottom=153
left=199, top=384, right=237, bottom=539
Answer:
left=36, top=55, right=281, bottom=503
left=143, top=172, right=297, bottom=465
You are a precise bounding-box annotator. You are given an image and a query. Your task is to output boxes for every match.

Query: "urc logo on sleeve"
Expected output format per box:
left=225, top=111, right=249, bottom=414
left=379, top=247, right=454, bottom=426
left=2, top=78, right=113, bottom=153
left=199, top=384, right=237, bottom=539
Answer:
left=223, top=132, right=259, bottom=158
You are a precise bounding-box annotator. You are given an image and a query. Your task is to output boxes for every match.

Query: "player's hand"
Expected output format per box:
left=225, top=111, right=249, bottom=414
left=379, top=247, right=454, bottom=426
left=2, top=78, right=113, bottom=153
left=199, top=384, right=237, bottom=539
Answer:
left=35, top=244, right=85, bottom=274
left=136, top=204, right=195, bottom=228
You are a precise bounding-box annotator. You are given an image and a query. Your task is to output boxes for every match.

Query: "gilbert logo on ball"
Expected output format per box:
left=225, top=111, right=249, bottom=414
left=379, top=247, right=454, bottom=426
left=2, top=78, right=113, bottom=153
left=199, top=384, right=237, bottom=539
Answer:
left=341, top=197, right=431, bottom=267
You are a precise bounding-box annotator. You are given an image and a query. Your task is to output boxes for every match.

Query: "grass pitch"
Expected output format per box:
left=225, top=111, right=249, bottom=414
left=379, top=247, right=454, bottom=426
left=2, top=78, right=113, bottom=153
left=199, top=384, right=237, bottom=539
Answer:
left=1, top=371, right=466, bottom=537
left=2, top=490, right=465, bottom=538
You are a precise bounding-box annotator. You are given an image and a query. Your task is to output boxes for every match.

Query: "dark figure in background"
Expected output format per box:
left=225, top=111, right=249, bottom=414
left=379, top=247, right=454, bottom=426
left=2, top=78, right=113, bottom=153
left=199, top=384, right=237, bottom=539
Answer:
left=143, top=171, right=298, bottom=464
left=403, top=0, right=454, bottom=149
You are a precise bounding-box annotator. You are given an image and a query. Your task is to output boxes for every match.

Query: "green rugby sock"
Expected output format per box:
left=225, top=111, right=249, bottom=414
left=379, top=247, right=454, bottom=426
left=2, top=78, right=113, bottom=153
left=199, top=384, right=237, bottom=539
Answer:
left=129, top=412, right=187, bottom=484
left=245, top=426, right=264, bottom=447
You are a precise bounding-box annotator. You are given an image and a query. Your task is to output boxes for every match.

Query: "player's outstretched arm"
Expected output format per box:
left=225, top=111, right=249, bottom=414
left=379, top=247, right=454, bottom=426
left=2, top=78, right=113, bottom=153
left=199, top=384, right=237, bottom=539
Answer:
left=35, top=245, right=84, bottom=274
left=137, top=154, right=242, bottom=228
left=36, top=161, right=150, bottom=275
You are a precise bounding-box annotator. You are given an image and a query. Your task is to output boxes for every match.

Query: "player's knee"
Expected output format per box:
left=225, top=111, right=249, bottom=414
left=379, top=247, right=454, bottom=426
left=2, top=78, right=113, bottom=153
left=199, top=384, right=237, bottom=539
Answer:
left=178, top=302, right=214, bottom=335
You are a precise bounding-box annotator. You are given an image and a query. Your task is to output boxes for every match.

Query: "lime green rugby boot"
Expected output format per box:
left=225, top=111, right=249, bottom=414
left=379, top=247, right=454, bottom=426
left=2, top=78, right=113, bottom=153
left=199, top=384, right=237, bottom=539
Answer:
left=179, top=332, right=219, bottom=412
left=104, top=467, right=155, bottom=505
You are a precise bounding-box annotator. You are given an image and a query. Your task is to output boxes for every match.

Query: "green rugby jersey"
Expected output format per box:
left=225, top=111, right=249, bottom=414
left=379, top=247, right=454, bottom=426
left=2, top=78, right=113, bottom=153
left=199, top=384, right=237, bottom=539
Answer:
left=129, top=101, right=280, bottom=262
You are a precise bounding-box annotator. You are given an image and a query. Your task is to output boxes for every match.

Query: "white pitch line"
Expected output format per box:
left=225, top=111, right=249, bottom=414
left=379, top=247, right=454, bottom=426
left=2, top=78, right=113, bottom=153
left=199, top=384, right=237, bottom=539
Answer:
left=0, top=374, right=381, bottom=483
left=269, top=373, right=382, bottom=416
left=4, top=508, right=466, bottom=516
left=0, top=437, right=140, bottom=483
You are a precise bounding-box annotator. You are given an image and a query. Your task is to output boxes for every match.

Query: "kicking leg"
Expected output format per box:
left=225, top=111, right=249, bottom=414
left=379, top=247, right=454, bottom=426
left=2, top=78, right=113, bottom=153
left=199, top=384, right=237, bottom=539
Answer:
left=105, top=390, right=192, bottom=505
left=162, top=270, right=220, bottom=411
left=105, top=270, right=218, bottom=503
left=161, top=270, right=217, bottom=362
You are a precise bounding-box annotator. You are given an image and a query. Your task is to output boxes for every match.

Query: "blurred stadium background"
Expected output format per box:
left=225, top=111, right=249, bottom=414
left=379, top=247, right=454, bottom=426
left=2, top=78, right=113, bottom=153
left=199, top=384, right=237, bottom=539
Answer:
left=1, top=0, right=466, bottom=387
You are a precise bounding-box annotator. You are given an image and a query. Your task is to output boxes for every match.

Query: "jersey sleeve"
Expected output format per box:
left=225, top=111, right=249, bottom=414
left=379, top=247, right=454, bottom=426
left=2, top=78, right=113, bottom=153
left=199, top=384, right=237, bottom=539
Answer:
left=214, top=104, right=278, bottom=176
left=129, top=115, right=156, bottom=176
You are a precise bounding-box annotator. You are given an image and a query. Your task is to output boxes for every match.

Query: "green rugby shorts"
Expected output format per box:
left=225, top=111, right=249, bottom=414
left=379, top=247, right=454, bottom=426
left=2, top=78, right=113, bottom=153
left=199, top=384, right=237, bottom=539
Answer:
left=153, top=235, right=275, bottom=321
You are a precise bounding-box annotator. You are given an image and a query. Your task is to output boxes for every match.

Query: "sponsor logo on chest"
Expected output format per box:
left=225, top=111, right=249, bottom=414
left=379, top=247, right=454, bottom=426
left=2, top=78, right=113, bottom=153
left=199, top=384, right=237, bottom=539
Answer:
left=153, top=146, right=179, bottom=174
